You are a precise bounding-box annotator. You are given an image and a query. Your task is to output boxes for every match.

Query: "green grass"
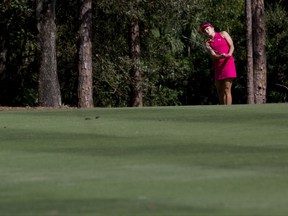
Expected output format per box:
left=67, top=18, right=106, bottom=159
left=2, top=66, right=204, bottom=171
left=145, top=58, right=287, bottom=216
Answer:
left=0, top=104, right=288, bottom=216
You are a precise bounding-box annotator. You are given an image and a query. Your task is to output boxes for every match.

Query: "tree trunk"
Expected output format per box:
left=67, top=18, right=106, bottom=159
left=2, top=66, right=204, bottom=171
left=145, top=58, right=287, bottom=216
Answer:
left=246, top=0, right=254, bottom=104
left=36, top=0, right=62, bottom=107
left=78, top=0, right=94, bottom=108
left=130, top=19, right=143, bottom=107
left=252, top=0, right=267, bottom=104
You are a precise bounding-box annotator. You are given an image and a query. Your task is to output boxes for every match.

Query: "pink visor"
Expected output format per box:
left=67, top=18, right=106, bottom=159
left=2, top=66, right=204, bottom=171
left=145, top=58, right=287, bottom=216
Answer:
left=200, top=23, right=213, bottom=33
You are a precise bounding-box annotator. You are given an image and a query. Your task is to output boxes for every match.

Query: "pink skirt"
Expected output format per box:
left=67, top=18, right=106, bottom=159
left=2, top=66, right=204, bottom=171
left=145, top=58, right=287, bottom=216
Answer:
left=214, top=57, right=237, bottom=80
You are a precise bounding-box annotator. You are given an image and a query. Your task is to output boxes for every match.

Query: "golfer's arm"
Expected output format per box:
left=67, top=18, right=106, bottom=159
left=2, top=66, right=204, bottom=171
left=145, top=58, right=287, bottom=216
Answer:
left=221, top=31, right=234, bottom=56
left=206, top=42, right=223, bottom=59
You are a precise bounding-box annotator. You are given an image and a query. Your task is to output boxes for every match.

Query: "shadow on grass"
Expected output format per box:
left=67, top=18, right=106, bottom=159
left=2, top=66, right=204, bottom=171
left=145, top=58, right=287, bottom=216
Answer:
left=4, top=129, right=288, bottom=171
left=0, top=198, right=218, bottom=216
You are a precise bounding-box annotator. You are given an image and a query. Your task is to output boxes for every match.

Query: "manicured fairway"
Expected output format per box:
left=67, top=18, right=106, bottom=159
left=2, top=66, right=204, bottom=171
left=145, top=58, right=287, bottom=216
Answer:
left=0, top=104, right=288, bottom=216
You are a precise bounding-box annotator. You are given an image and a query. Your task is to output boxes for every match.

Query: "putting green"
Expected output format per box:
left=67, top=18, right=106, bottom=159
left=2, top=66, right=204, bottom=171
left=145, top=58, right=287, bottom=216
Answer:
left=0, top=104, right=287, bottom=215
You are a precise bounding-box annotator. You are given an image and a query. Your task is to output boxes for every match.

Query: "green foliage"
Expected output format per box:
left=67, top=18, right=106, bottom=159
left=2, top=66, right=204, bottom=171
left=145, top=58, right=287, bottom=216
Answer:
left=0, top=0, right=37, bottom=106
left=56, top=0, right=80, bottom=106
left=93, top=56, right=131, bottom=107
left=265, top=3, right=288, bottom=102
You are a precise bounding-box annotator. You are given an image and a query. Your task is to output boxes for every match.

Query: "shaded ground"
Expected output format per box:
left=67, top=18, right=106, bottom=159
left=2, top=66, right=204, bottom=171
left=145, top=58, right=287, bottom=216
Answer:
left=0, top=106, right=77, bottom=111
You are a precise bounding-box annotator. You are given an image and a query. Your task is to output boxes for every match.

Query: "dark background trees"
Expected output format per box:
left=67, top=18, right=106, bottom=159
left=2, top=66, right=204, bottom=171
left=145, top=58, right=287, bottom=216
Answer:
left=0, top=0, right=37, bottom=106
left=265, top=1, right=288, bottom=102
left=0, top=0, right=287, bottom=107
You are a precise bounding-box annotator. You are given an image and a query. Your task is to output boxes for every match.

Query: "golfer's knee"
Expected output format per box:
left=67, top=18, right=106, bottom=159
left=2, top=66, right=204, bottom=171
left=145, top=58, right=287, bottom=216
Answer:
left=224, top=86, right=231, bottom=95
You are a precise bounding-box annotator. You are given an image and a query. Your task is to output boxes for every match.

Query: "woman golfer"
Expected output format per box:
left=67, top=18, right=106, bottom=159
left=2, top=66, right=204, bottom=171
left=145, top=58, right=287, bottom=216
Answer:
left=200, top=22, right=237, bottom=105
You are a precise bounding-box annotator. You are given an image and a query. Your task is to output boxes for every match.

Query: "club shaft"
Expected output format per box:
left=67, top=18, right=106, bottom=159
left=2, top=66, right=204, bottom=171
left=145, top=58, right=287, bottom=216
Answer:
left=182, top=35, right=222, bottom=55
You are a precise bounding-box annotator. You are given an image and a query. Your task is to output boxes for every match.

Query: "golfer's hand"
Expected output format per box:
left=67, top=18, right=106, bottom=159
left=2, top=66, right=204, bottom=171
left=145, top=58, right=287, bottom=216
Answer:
left=220, top=53, right=226, bottom=58
left=221, top=53, right=231, bottom=58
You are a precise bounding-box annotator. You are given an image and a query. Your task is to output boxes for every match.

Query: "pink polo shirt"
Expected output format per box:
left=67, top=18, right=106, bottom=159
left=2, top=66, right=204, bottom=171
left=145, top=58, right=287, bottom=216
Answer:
left=208, top=32, right=237, bottom=80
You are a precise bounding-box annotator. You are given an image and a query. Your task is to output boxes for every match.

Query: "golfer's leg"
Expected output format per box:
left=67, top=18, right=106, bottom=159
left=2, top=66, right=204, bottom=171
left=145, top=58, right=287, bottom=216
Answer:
left=215, top=80, right=225, bottom=104
left=224, top=79, right=233, bottom=105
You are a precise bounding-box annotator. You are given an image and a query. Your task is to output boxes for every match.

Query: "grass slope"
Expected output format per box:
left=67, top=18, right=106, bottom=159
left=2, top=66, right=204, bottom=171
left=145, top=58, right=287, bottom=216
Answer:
left=0, top=104, right=288, bottom=216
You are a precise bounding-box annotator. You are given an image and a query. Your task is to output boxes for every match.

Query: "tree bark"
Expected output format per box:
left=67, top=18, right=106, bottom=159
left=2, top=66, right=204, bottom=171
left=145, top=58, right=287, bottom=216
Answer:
left=246, top=0, right=254, bottom=104
left=36, top=0, right=62, bottom=107
left=130, top=19, right=143, bottom=107
left=252, top=0, right=267, bottom=104
left=78, top=0, right=94, bottom=108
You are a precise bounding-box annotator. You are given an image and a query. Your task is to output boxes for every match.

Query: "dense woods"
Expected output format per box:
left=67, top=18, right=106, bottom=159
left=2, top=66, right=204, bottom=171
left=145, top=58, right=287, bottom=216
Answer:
left=0, top=0, right=287, bottom=107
